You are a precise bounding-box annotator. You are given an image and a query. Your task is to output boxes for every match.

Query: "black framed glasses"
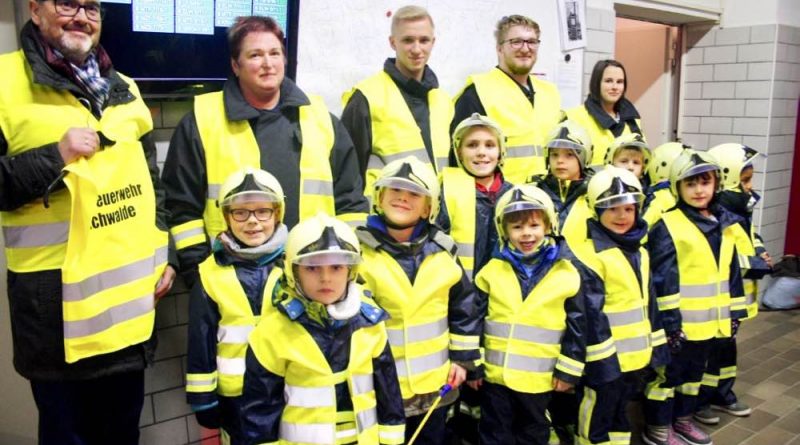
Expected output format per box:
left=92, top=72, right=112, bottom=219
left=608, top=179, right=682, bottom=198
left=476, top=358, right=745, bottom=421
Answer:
left=49, top=0, right=103, bottom=21
left=501, top=38, right=541, bottom=49
left=228, top=208, right=275, bottom=222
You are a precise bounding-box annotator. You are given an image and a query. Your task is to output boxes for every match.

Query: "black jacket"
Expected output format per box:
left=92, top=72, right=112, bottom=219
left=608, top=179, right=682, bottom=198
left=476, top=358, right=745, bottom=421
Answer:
left=162, top=77, right=368, bottom=286
left=0, top=22, right=168, bottom=381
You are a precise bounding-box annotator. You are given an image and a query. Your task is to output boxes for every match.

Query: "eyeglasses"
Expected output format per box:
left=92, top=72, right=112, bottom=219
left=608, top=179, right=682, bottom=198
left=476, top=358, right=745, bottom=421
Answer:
left=502, top=38, right=541, bottom=49
left=228, top=208, right=275, bottom=222
left=48, top=0, right=103, bottom=21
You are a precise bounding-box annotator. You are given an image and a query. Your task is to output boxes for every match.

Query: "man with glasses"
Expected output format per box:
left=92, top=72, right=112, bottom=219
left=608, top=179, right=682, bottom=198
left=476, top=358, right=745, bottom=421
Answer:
left=0, top=1, right=174, bottom=444
left=452, top=15, right=563, bottom=184
left=340, top=5, right=453, bottom=197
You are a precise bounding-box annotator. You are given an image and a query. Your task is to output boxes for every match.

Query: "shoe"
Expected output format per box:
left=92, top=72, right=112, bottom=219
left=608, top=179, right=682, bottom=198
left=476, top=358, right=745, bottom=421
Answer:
left=711, top=401, right=752, bottom=417
left=642, top=427, right=688, bottom=445
left=693, top=407, right=720, bottom=425
left=673, top=419, right=712, bottom=445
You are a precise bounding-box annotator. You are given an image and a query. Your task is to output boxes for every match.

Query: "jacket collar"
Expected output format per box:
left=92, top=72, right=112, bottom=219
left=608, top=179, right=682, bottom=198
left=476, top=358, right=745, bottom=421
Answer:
left=678, top=201, right=743, bottom=233
left=587, top=217, right=647, bottom=253
left=584, top=95, right=641, bottom=130
left=223, top=75, right=311, bottom=121
left=383, top=57, right=439, bottom=98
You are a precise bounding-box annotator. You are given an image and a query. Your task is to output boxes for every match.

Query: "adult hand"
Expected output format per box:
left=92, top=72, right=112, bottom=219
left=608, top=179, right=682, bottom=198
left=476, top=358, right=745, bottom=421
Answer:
left=552, top=378, right=574, bottom=393
left=466, top=378, right=483, bottom=391
left=58, top=128, right=99, bottom=164
left=447, top=363, right=467, bottom=388
left=155, top=265, right=176, bottom=301
left=761, top=251, right=773, bottom=268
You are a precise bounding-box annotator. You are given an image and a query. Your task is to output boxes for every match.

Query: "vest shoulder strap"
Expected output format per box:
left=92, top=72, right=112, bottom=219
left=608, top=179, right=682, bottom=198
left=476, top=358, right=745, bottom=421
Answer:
left=431, top=230, right=458, bottom=258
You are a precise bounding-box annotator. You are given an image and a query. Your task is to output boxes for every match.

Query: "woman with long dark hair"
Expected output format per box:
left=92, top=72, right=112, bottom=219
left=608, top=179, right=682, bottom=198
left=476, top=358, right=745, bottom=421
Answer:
left=566, top=59, right=645, bottom=167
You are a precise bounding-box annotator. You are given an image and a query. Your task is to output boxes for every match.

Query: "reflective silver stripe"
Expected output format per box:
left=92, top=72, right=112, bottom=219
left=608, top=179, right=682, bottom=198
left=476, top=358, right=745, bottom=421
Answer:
left=556, top=357, right=584, bottom=375
left=356, top=407, right=378, bottom=432
left=450, top=338, right=478, bottom=349
left=351, top=374, right=374, bottom=395
left=505, top=145, right=541, bottom=159
left=280, top=421, right=334, bottom=444
left=456, top=242, right=475, bottom=257
left=173, top=226, right=205, bottom=243
left=745, top=293, right=755, bottom=305
left=615, top=335, right=650, bottom=353
left=303, top=179, right=334, bottom=196
left=484, top=320, right=561, bottom=344
left=680, top=281, right=729, bottom=298
left=284, top=385, right=335, bottom=407
left=186, top=378, right=216, bottom=388
left=3, top=222, right=69, bottom=248
left=680, top=307, right=730, bottom=323
left=395, top=348, right=448, bottom=377
left=216, top=356, right=245, bottom=375
left=386, top=328, right=404, bottom=347
left=207, top=184, right=221, bottom=200
left=587, top=340, right=616, bottom=361
left=435, top=157, right=448, bottom=172
left=63, top=293, right=153, bottom=338
left=63, top=246, right=169, bottom=302
left=367, top=154, right=385, bottom=170
left=382, top=148, right=428, bottom=165
left=485, top=349, right=556, bottom=372
left=606, top=308, right=645, bottom=327
left=217, top=325, right=253, bottom=344
left=387, top=318, right=448, bottom=346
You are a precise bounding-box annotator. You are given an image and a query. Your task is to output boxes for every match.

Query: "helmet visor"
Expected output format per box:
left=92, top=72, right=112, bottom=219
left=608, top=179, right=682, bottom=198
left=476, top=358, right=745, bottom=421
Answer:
left=547, top=139, right=584, bottom=152
left=292, top=251, right=362, bottom=267
left=502, top=200, right=547, bottom=216
left=374, top=177, right=431, bottom=197
left=222, top=190, right=282, bottom=207
left=594, top=193, right=644, bottom=209
left=677, top=163, right=718, bottom=182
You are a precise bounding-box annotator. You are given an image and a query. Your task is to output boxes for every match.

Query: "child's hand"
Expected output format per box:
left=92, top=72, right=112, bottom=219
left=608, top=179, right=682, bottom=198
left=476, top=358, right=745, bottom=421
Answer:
left=447, top=363, right=467, bottom=387
left=466, top=378, right=483, bottom=391
left=761, top=251, right=773, bottom=268
left=552, top=378, right=573, bottom=392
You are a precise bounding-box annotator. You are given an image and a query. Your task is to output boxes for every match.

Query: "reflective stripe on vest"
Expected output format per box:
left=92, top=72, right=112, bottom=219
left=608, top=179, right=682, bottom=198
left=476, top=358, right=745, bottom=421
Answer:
left=250, top=289, right=385, bottom=445
left=359, top=244, right=461, bottom=399
left=662, top=209, right=736, bottom=340
left=194, top=91, right=335, bottom=239
left=731, top=222, right=760, bottom=319
left=0, top=50, right=153, bottom=272
left=442, top=168, right=477, bottom=279
left=347, top=71, right=453, bottom=198
left=468, top=68, right=561, bottom=183
left=198, top=257, right=281, bottom=397
left=170, top=219, right=206, bottom=251
left=565, top=104, right=642, bottom=167
left=475, top=257, right=580, bottom=394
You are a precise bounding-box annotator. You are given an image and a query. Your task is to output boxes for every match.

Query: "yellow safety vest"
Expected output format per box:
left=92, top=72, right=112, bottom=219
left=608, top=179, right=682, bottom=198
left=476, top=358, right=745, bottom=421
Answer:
left=565, top=105, right=643, bottom=167
left=248, top=297, right=396, bottom=445
left=441, top=168, right=477, bottom=279
left=729, top=222, right=759, bottom=319
left=60, top=140, right=167, bottom=363
left=0, top=49, right=153, bottom=273
left=561, top=194, right=593, bottom=255
left=171, top=91, right=336, bottom=249
left=186, top=259, right=283, bottom=397
left=359, top=235, right=474, bottom=399
left=661, top=210, right=736, bottom=340
left=466, top=68, right=562, bottom=183
left=474, top=258, right=583, bottom=393
left=575, top=240, right=666, bottom=372
left=643, top=186, right=675, bottom=230
left=343, top=71, right=453, bottom=199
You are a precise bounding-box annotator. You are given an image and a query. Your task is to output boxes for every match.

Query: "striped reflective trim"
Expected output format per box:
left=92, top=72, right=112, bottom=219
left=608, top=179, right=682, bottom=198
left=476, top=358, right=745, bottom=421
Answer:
left=63, top=246, right=168, bottom=302
left=171, top=219, right=204, bottom=238
left=456, top=242, right=475, bottom=257
left=606, top=308, right=645, bottom=327
left=701, top=373, right=719, bottom=387
left=383, top=148, right=428, bottom=164
left=676, top=381, right=701, bottom=396
left=186, top=372, right=218, bottom=392
left=651, top=329, right=667, bottom=346
left=3, top=222, right=69, bottom=248
left=302, top=179, right=334, bottom=196
left=505, top=145, right=541, bottom=158
left=730, top=297, right=747, bottom=312
left=280, top=421, right=334, bottom=444
left=719, top=365, right=737, bottom=380
left=449, top=333, right=479, bottom=350
left=485, top=349, right=556, bottom=372
left=351, top=374, right=374, bottom=395
left=63, top=294, right=153, bottom=338
left=586, top=338, right=616, bottom=362
left=395, top=348, right=448, bottom=377
left=744, top=293, right=756, bottom=306
left=555, top=354, right=584, bottom=376
left=738, top=253, right=751, bottom=269
left=484, top=320, right=562, bottom=344
left=285, top=385, right=335, bottom=408
left=387, top=318, right=447, bottom=346
left=435, top=157, right=448, bottom=172
left=378, top=424, right=405, bottom=445
left=680, top=281, right=729, bottom=298
left=216, top=356, right=245, bottom=375
left=657, top=294, right=680, bottom=311
left=578, top=386, right=597, bottom=440
left=615, top=335, right=649, bottom=353
left=681, top=307, right=730, bottom=323
left=645, top=386, right=674, bottom=401
left=356, top=407, right=377, bottom=432
left=367, top=154, right=386, bottom=170
left=207, top=184, right=221, bottom=200
left=609, top=431, right=632, bottom=445
left=173, top=226, right=205, bottom=248
left=217, top=325, right=253, bottom=344
left=336, top=423, right=357, bottom=441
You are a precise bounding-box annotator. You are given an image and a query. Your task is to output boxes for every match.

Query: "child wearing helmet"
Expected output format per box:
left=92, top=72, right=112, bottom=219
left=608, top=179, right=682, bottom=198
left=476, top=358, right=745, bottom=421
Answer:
left=471, top=184, right=602, bottom=445
left=642, top=142, right=688, bottom=229
left=572, top=167, right=669, bottom=445
left=240, top=213, right=405, bottom=445
left=643, top=149, right=748, bottom=445
left=528, top=120, right=595, bottom=253
left=185, top=168, right=289, bottom=444
left=604, top=133, right=651, bottom=182
left=356, top=156, right=482, bottom=444
left=692, top=144, right=772, bottom=426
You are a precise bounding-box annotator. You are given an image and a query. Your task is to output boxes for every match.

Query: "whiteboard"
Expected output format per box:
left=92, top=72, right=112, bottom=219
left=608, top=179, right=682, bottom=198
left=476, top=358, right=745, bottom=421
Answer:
left=295, top=0, right=584, bottom=114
